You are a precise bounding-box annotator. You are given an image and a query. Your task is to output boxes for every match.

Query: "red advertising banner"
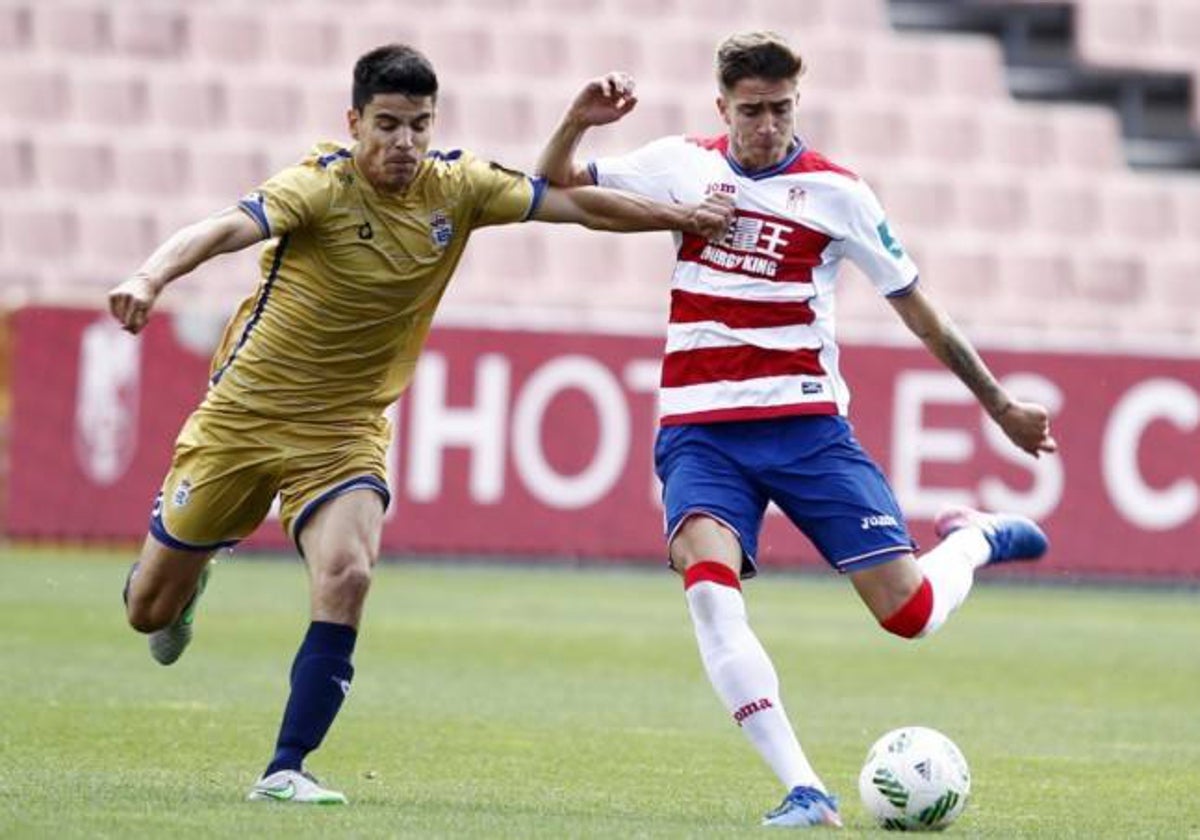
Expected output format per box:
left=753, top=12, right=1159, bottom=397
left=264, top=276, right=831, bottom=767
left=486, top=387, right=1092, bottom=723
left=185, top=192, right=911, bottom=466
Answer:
left=6, top=307, right=1200, bottom=579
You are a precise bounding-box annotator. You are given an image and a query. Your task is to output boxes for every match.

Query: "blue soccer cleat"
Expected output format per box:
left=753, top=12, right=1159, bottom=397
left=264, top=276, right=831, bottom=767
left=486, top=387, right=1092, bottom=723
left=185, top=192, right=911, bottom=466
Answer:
left=762, top=785, right=843, bottom=828
left=934, top=506, right=1049, bottom=564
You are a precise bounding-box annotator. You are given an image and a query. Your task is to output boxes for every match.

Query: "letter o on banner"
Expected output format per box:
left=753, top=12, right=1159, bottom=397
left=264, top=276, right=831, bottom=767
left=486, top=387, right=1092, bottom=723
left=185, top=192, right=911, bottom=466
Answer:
left=512, top=356, right=631, bottom=510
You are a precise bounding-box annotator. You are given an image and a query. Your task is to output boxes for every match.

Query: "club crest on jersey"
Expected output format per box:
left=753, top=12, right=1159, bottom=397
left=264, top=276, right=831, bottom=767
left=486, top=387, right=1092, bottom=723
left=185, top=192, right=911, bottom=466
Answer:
left=429, top=209, right=453, bottom=249
left=787, top=186, right=806, bottom=215
left=173, top=478, right=192, bottom=508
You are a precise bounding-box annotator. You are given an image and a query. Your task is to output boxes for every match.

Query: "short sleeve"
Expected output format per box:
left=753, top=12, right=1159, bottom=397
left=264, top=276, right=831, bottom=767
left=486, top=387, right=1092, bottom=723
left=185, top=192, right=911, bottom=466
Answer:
left=237, top=161, right=335, bottom=239
left=589, top=136, right=685, bottom=203
left=841, top=180, right=920, bottom=297
left=464, top=155, right=541, bottom=228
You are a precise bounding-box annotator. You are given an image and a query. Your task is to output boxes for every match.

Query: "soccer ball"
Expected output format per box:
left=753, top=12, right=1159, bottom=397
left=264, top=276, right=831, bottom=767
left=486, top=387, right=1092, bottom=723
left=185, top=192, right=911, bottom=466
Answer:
left=858, top=726, right=971, bottom=831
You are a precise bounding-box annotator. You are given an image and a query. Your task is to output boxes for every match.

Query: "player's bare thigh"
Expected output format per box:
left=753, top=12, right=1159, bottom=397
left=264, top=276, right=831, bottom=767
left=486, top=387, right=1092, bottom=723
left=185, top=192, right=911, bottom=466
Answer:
left=669, top=514, right=743, bottom=575
left=296, top=489, right=385, bottom=628
left=850, top=554, right=924, bottom=621
left=125, top=535, right=215, bottom=632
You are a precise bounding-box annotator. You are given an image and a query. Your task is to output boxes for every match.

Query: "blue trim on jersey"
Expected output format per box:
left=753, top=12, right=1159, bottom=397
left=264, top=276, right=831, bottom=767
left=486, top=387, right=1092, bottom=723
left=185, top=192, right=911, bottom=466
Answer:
left=426, top=149, right=463, bottom=162
left=317, top=148, right=352, bottom=168
left=886, top=275, right=920, bottom=298
left=292, top=475, right=392, bottom=553
left=237, top=193, right=271, bottom=238
left=149, top=495, right=240, bottom=552
left=211, top=233, right=290, bottom=385
left=725, top=137, right=806, bottom=181
left=524, top=176, right=548, bottom=220
left=585, top=161, right=599, bottom=185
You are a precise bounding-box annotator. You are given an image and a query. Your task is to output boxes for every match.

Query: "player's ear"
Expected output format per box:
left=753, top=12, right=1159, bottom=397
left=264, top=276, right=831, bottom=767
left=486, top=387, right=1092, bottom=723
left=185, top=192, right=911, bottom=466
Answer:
left=716, top=95, right=730, bottom=126
left=347, top=108, right=361, bottom=141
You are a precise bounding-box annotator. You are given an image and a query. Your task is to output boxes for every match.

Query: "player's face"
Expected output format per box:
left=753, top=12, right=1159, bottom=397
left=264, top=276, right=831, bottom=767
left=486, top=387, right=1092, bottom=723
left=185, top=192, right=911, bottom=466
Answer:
left=718, top=76, right=798, bottom=172
left=349, top=93, right=435, bottom=193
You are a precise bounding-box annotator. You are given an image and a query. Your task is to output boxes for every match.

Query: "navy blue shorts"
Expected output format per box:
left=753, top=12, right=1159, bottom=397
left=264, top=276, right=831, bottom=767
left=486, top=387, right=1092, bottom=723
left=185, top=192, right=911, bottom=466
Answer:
left=653, top=415, right=915, bottom=577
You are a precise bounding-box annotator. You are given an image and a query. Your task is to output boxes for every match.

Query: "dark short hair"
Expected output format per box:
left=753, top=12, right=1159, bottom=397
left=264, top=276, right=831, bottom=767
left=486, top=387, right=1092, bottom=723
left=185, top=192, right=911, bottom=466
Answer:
left=352, top=44, right=439, bottom=111
left=716, top=31, right=805, bottom=92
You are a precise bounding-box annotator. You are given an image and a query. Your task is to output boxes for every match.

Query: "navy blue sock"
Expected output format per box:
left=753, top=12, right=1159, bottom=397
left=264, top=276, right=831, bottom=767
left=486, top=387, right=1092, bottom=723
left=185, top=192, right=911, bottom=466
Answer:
left=265, top=621, right=357, bottom=776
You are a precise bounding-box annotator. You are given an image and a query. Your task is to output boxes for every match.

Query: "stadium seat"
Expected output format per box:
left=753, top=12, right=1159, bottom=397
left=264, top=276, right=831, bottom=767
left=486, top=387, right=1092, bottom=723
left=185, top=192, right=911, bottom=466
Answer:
left=0, top=137, right=32, bottom=190
left=189, top=145, right=271, bottom=199
left=265, top=17, right=341, bottom=67
left=35, top=4, right=108, bottom=53
left=73, top=73, right=150, bottom=127
left=113, top=143, right=191, bottom=196
left=109, top=7, right=186, bottom=57
left=37, top=140, right=113, bottom=194
left=0, top=69, right=69, bottom=121
left=0, top=5, right=30, bottom=52
left=226, top=82, right=305, bottom=135
left=148, top=74, right=227, bottom=131
left=1, top=206, right=77, bottom=260
left=188, top=11, right=266, bottom=65
left=1024, top=179, right=1104, bottom=238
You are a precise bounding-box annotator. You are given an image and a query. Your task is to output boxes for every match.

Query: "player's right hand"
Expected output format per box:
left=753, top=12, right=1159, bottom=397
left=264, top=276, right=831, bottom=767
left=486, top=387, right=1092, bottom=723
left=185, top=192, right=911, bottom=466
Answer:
left=996, top=399, right=1059, bottom=457
left=691, top=191, right=736, bottom=241
left=568, top=72, right=638, bottom=127
left=108, top=275, right=160, bottom=335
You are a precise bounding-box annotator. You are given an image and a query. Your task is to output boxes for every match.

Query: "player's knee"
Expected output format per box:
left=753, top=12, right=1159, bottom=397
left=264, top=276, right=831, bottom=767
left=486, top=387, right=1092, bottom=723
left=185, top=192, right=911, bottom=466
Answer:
left=315, top=554, right=373, bottom=605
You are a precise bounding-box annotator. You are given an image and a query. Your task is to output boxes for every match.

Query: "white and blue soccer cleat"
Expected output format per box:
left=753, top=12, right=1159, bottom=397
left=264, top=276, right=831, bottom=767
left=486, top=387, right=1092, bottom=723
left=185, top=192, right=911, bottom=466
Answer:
left=934, top=506, right=1049, bottom=564
left=762, top=785, right=843, bottom=828
left=148, top=561, right=212, bottom=666
left=247, top=769, right=347, bottom=805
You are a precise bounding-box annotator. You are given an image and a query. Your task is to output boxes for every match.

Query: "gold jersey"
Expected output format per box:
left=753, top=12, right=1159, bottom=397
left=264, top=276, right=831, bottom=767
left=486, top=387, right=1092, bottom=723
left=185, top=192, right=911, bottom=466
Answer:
left=205, top=141, right=540, bottom=421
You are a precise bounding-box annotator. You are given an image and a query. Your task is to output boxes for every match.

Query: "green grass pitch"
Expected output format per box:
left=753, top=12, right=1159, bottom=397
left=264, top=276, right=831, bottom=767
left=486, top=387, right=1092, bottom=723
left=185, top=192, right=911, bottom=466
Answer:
left=1, top=549, right=1197, bottom=838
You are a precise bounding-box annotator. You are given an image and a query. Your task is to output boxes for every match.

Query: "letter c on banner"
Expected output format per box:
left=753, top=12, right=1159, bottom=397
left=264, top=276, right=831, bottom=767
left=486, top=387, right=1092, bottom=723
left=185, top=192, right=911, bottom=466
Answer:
left=1102, top=378, right=1198, bottom=531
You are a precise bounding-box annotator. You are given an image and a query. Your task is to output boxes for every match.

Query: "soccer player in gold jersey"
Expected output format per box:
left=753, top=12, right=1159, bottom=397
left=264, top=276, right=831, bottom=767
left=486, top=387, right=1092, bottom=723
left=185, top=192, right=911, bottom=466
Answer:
left=107, top=43, right=733, bottom=804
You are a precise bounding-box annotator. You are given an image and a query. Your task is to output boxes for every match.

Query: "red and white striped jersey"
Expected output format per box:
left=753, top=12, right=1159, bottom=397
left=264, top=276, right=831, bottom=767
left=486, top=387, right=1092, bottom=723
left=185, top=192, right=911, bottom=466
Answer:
left=590, top=135, right=918, bottom=426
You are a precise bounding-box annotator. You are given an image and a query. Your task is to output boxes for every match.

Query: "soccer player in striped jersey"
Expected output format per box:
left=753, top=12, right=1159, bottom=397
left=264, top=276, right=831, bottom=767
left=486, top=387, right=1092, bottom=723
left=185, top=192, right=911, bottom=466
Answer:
left=537, top=31, right=1057, bottom=828
left=108, top=44, right=733, bottom=806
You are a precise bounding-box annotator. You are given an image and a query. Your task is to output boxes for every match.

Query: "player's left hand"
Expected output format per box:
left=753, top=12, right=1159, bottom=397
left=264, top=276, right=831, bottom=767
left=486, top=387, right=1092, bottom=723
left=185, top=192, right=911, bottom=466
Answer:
left=995, top=400, right=1058, bottom=457
left=690, top=191, right=736, bottom=240
left=567, top=72, right=638, bottom=128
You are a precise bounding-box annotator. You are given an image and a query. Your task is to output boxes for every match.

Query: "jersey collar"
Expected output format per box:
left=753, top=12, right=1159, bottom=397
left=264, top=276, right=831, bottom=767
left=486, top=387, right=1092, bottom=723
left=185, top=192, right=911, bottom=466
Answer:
left=726, top=136, right=806, bottom=180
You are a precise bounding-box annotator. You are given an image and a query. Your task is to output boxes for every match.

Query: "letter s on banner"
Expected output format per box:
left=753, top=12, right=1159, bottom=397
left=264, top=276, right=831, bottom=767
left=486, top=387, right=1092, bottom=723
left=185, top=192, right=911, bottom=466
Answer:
left=1103, top=378, right=1198, bottom=531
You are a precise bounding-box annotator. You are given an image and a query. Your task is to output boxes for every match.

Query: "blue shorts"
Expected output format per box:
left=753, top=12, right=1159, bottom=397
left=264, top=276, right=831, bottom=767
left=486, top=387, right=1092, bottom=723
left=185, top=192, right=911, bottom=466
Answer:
left=654, top=415, right=915, bottom=577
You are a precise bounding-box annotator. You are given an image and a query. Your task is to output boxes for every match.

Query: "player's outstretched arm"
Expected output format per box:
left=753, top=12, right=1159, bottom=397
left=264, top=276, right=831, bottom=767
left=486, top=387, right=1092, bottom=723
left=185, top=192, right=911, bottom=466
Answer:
left=536, top=72, right=637, bottom=186
left=108, top=207, right=266, bottom=334
left=890, top=287, right=1059, bottom=457
left=532, top=186, right=733, bottom=238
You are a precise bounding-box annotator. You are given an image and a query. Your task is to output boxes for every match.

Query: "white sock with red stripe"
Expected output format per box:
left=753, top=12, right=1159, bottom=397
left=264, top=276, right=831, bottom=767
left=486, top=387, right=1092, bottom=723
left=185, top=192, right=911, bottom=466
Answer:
left=683, top=561, right=825, bottom=792
left=882, top=529, right=992, bottom=638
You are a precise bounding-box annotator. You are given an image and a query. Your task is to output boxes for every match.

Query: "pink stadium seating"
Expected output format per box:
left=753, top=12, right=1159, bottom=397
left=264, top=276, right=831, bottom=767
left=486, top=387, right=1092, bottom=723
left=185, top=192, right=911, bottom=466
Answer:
left=0, top=0, right=1196, bottom=348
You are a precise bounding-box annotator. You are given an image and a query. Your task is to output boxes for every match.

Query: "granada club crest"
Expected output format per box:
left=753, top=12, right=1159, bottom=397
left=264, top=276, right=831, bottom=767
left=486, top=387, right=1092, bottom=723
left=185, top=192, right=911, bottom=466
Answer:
left=429, top=209, right=453, bottom=249
left=787, top=186, right=806, bottom=216
left=74, top=316, right=140, bottom=485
